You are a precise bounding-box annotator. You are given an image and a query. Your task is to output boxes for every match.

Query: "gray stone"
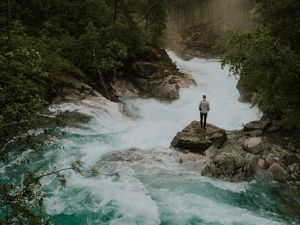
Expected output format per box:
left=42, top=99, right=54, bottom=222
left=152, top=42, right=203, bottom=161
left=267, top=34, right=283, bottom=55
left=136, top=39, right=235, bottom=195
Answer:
left=171, top=133, right=213, bottom=153
left=201, top=153, right=250, bottom=182
left=243, top=137, right=264, bottom=154
left=171, top=122, right=227, bottom=153
left=245, top=153, right=258, bottom=176
left=151, top=82, right=179, bottom=100
left=244, top=130, right=263, bottom=137
left=257, top=159, right=266, bottom=169
left=244, top=121, right=271, bottom=132
left=205, top=125, right=227, bottom=148
left=268, top=163, right=288, bottom=182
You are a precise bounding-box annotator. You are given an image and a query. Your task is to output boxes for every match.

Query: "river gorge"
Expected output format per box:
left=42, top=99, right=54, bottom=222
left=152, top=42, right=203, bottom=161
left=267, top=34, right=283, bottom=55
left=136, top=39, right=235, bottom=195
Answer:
left=4, top=51, right=298, bottom=224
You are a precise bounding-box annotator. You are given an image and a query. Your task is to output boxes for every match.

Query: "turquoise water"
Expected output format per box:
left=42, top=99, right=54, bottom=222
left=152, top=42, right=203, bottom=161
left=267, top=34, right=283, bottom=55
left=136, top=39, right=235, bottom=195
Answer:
left=3, top=52, right=300, bottom=224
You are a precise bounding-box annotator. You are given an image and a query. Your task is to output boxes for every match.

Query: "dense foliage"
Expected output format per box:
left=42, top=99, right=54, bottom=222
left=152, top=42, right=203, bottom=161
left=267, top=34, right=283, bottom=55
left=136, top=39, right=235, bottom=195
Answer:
left=219, top=0, right=300, bottom=127
left=0, top=2, right=167, bottom=222
left=0, top=0, right=168, bottom=126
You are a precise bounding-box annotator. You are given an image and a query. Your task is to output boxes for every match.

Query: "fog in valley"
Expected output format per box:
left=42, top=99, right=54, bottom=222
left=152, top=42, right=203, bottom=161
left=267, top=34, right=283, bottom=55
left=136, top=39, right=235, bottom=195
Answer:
left=166, top=0, right=256, bottom=49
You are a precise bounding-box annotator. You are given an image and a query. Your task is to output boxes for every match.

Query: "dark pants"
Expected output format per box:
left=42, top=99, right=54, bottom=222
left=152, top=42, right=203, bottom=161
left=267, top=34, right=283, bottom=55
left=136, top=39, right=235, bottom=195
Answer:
left=200, top=112, right=207, bottom=128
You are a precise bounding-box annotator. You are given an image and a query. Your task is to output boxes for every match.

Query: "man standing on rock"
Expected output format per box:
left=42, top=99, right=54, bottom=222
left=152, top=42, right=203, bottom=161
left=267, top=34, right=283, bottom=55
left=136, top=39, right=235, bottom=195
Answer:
left=199, top=95, right=210, bottom=129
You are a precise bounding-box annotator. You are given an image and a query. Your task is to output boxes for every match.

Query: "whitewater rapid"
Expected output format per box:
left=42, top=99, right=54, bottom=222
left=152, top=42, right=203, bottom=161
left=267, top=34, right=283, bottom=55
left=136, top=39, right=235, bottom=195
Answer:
left=41, top=52, right=299, bottom=225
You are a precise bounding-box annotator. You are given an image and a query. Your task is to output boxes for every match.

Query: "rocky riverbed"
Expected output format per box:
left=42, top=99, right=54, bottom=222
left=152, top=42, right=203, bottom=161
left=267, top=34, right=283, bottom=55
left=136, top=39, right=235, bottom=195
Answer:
left=172, top=120, right=300, bottom=185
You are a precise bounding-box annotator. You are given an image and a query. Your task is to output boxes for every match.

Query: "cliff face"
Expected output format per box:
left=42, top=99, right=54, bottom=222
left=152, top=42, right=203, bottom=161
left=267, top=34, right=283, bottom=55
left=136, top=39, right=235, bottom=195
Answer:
left=171, top=120, right=300, bottom=185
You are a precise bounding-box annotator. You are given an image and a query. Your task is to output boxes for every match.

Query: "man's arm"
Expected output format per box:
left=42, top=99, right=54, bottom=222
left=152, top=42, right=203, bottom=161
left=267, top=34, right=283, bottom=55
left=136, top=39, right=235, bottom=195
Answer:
left=199, top=101, right=202, bottom=111
left=208, top=102, right=210, bottom=111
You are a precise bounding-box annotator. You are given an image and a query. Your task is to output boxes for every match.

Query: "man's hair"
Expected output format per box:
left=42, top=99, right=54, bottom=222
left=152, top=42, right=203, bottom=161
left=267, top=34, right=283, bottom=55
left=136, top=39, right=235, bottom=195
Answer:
left=202, top=95, right=206, bottom=99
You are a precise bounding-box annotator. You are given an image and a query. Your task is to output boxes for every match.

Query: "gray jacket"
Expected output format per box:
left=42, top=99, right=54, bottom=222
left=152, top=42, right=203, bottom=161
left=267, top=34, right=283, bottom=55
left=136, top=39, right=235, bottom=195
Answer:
left=199, top=100, right=210, bottom=113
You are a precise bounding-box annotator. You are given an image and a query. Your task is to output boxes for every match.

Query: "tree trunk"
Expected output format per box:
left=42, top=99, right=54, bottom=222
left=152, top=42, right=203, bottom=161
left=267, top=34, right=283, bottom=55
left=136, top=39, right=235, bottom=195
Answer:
left=92, top=48, right=111, bottom=101
left=113, top=0, right=119, bottom=24
left=5, top=0, right=11, bottom=48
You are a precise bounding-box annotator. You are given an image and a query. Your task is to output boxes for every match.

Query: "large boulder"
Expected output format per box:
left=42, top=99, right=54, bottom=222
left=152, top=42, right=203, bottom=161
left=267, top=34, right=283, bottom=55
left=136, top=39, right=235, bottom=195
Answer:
left=205, top=124, right=227, bottom=148
left=171, top=121, right=227, bottom=153
left=129, top=64, right=195, bottom=100
left=244, top=121, right=271, bottom=132
left=268, top=163, right=289, bottom=182
left=243, top=137, right=264, bottom=154
left=57, top=111, right=91, bottom=127
left=171, top=133, right=213, bottom=153
left=113, top=48, right=196, bottom=101
left=201, top=152, right=258, bottom=182
left=202, top=154, right=238, bottom=180
left=150, top=82, right=179, bottom=100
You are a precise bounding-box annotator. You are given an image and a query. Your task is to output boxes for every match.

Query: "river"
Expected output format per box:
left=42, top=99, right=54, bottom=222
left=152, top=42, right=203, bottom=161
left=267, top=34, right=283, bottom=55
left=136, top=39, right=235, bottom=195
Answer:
left=6, top=52, right=300, bottom=224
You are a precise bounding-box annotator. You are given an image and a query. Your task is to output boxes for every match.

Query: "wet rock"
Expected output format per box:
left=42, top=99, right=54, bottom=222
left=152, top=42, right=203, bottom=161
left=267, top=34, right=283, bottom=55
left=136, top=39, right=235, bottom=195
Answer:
left=53, top=74, right=103, bottom=103
left=173, top=119, right=300, bottom=184
left=245, top=153, right=259, bottom=177
left=112, top=48, right=196, bottom=101
left=244, top=121, right=271, bottom=132
left=205, top=125, right=227, bottom=148
left=268, top=163, right=289, bottom=182
left=171, top=121, right=226, bottom=153
left=57, top=111, right=91, bottom=127
left=171, top=133, right=213, bottom=153
left=257, top=159, right=266, bottom=169
left=243, top=137, right=264, bottom=154
left=244, top=130, right=263, bottom=137
left=201, top=152, right=254, bottom=182
left=121, top=69, right=195, bottom=101
left=202, top=154, right=237, bottom=179
left=150, top=82, right=179, bottom=99
left=179, top=153, right=208, bottom=163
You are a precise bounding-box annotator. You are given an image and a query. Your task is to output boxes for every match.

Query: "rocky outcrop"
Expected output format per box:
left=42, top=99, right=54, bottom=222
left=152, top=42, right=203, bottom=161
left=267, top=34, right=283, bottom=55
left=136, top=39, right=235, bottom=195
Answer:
left=171, top=121, right=227, bottom=153
left=54, top=48, right=195, bottom=103
left=113, top=48, right=196, bottom=101
left=171, top=120, right=300, bottom=184
left=53, top=75, right=107, bottom=103
left=244, top=121, right=271, bottom=132
left=268, top=163, right=289, bottom=182
left=243, top=137, right=264, bottom=154
left=113, top=62, right=195, bottom=100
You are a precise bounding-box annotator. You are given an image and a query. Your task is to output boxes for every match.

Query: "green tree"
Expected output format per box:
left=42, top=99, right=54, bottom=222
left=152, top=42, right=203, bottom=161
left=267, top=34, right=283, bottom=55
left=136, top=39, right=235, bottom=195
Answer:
left=219, top=0, right=300, bottom=127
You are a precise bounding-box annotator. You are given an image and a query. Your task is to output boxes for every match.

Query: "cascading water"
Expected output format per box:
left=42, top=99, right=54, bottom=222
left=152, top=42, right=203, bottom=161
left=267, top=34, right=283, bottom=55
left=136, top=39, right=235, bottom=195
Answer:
left=5, top=51, right=300, bottom=224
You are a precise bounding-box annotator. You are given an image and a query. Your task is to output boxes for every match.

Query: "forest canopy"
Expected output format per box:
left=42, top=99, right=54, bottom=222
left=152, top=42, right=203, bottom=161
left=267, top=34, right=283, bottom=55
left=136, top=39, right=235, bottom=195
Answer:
left=0, top=0, right=168, bottom=125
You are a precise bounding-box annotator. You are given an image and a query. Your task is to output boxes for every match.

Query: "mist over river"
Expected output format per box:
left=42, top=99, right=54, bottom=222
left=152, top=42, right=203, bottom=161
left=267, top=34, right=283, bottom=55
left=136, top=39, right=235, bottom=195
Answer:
left=6, top=52, right=300, bottom=225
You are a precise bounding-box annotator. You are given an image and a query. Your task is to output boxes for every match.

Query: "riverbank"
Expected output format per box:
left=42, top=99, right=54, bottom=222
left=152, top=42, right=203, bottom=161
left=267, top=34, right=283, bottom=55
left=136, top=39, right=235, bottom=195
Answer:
left=172, top=120, right=300, bottom=186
